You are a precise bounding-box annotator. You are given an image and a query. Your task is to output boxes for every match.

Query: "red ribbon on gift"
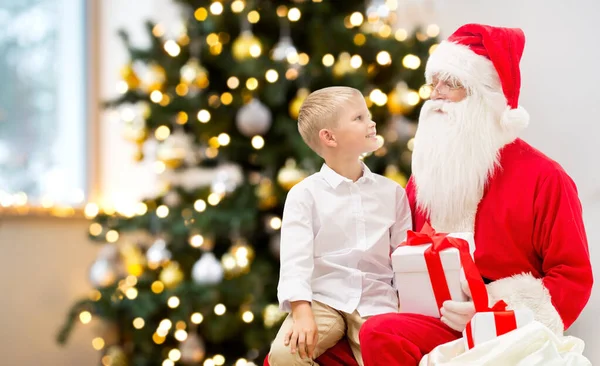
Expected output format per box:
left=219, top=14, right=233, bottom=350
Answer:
left=464, top=300, right=519, bottom=349
left=399, top=223, right=490, bottom=316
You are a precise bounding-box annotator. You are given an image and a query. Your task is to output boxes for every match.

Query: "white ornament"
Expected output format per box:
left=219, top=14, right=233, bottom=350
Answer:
left=89, top=258, right=118, bottom=287
left=163, top=191, right=181, bottom=207
left=146, top=238, right=172, bottom=267
left=271, top=36, right=298, bottom=62
left=211, top=163, right=243, bottom=195
left=156, top=129, right=193, bottom=169
left=180, top=333, right=206, bottom=363
left=192, top=252, right=224, bottom=285
left=235, top=99, right=272, bottom=137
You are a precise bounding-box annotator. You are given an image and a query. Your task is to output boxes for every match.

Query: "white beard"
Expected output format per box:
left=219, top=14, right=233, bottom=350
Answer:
left=411, top=92, right=516, bottom=233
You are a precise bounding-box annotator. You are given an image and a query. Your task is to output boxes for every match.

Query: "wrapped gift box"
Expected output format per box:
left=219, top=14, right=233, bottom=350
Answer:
left=463, top=307, right=535, bottom=349
left=392, top=231, right=475, bottom=318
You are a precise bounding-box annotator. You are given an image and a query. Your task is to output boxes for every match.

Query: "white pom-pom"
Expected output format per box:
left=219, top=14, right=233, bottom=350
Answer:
left=501, top=106, right=529, bottom=134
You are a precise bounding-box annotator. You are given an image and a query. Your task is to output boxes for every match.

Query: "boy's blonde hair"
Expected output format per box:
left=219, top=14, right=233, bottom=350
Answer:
left=297, top=86, right=361, bottom=154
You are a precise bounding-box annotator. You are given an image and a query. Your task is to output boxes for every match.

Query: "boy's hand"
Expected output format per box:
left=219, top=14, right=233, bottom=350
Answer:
left=285, top=301, right=318, bottom=359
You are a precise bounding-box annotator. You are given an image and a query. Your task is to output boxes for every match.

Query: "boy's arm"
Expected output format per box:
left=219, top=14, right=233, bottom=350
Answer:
left=277, top=185, right=315, bottom=312
left=390, top=185, right=412, bottom=250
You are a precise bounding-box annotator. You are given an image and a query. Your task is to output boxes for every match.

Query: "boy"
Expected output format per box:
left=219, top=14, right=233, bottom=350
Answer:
left=269, top=86, right=412, bottom=365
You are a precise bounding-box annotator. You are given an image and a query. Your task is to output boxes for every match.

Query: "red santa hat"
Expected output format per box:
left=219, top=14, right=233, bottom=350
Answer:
left=425, top=23, right=529, bottom=131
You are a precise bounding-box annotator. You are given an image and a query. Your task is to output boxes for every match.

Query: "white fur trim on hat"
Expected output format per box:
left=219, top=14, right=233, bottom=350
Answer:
left=486, top=273, right=564, bottom=335
left=501, top=105, right=530, bottom=134
left=426, top=41, right=501, bottom=92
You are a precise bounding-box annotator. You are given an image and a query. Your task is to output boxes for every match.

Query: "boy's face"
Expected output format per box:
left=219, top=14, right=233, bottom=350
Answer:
left=328, top=94, right=379, bottom=155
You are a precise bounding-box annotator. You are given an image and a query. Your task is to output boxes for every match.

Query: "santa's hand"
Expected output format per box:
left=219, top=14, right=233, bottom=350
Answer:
left=440, top=300, right=476, bottom=332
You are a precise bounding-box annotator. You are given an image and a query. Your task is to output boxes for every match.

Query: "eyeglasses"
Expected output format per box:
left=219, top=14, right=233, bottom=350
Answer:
left=425, top=79, right=465, bottom=95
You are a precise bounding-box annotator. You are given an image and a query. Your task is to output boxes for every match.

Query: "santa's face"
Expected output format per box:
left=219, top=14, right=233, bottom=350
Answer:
left=411, top=84, right=512, bottom=232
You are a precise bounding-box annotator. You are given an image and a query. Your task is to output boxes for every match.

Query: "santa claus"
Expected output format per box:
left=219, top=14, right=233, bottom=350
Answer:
left=356, top=23, right=594, bottom=365
left=262, top=23, right=593, bottom=366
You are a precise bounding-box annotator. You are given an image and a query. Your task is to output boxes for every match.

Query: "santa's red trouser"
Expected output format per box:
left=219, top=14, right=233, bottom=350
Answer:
left=359, top=313, right=462, bottom=366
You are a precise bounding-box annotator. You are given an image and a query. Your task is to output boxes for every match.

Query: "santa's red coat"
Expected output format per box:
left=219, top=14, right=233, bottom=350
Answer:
left=405, top=138, right=593, bottom=332
left=264, top=138, right=593, bottom=366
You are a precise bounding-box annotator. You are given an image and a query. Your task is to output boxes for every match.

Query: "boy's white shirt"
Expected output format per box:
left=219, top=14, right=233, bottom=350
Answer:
left=277, top=162, right=412, bottom=317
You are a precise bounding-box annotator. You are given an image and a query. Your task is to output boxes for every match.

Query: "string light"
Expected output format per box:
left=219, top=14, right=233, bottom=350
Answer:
left=150, top=90, right=163, bottom=103
left=350, top=55, right=362, bottom=69
left=190, top=234, right=204, bottom=248
left=106, top=230, right=119, bottom=243
left=156, top=205, right=169, bottom=218
left=194, top=8, right=208, bottom=21
left=270, top=216, right=282, bottom=230
left=163, top=360, right=175, bottom=366
left=197, top=109, right=211, bottom=123
left=242, top=311, right=254, bottom=323
left=213, top=355, right=226, bottom=365
left=402, top=54, right=421, bottom=69
left=231, top=0, right=244, bottom=13
left=191, top=312, right=204, bottom=324
left=168, top=296, right=180, bottom=308
left=207, top=193, right=222, bottom=206
left=246, top=77, right=259, bottom=90
left=349, top=12, right=363, bottom=27
left=265, top=69, right=278, bottom=83
left=214, top=304, right=227, bottom=315
left=427, top=24, right=440, bottom=37
left=151, top=281, right=165, bottom=294
left=235, top=359, right=248, bottom=366
left=174, top=329, right=188, bottom=341
left=376, top=51, right=392, bottom=65
left=79, top=311, right=92, bottom=324
left=194, top=199, right=207, bottom=212
left=247, top=10, right=260, bottom=23
left=169, top=349, right=182, bottom=361
left=322, top=54, right=334, bottom=66
left=227, top=76, right=240, bottom=89
left=125, top=287, right=139, bottom=300
left=217, top=133, right=231, bottom=146
left=89, top=223, right=102, bottom=236
left=395, top=29, right=408, bottom=41
left=209, top=2, right=223, bottom=15
left=288, top=8, right=301, bottom=21
left=84, top=203, right=99, bottom=219
left=155, top=125, right=171, bottom=140
left=133, top=317, right=145, bottom=329
left=92, top=337, right=105, bottom=350
left=251, top=136, right=264, bottom=149
left=164, top=40, right=181, bottom=57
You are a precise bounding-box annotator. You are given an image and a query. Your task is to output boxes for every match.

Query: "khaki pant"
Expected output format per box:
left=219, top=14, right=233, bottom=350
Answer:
left=268, top=301, right=366, bottom=366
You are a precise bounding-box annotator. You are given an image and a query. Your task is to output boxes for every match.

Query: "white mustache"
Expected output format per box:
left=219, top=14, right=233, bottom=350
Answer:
left=423, top=100, right=454, bottom=113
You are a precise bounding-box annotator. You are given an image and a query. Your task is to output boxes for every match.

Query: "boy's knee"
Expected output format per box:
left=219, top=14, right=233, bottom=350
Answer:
left=268, top=342, right=298, bottom=365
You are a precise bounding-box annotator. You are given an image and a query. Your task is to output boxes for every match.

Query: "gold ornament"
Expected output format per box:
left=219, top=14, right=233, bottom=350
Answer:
left=180, top=58, right=209, bottom=89
left=105, top=345, right=129, bottom=366
left=387, top=82, right=416, bottom=115
left=159, top=262, right=184, bottom=288
left=120, top=64, right=140, bottom=90
left=256, top=178, right=277, bottom=209
left=232, top=30, right=262, bottom=61
left=289, top=88, right=309, bottom=119
left=156, top=131, right=191, bottom=169
left=180, top=333, right=206, bottom=363
left=384, top=165, right=408, bottom=187
left=139, top=63, right=167, bottom=92
left=333, top=52, right=354, bottom=77
left=120, top=243, right=145, bottom=277
left=277, top=159, right=307, bottom=190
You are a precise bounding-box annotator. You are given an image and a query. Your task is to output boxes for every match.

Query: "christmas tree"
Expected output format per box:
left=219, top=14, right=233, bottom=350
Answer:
left=58, top=0, right=438, bottom=365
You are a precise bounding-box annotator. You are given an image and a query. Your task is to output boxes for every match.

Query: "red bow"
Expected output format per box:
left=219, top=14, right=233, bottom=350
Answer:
left=400, top=223, right=490, bottom=315
left=464, top=299, right=518, bottom=349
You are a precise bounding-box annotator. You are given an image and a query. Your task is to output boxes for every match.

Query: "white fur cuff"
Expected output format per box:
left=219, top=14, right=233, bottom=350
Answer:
left=486, top=273, right=564, bottom=335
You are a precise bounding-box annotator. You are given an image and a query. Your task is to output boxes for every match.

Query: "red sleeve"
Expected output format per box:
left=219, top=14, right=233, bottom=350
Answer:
left=533, top=169, right=593, bottom=329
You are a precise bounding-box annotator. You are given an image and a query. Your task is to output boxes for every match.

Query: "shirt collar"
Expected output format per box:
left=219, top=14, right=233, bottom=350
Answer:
left=320, top=161, right=376, bottom=189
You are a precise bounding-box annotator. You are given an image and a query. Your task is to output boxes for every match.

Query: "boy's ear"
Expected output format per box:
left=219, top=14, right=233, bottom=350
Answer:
left=318, top=128, right=337, bottom=148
